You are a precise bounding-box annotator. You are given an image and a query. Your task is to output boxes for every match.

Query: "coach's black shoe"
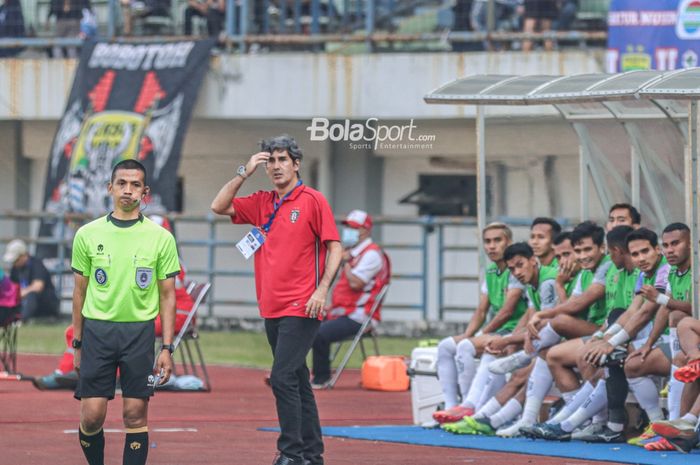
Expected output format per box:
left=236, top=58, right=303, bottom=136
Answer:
left=272, top=453, right=303, bottom=465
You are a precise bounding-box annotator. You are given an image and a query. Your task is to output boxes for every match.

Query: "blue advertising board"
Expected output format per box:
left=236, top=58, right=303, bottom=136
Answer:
left=607, top=0, right=700, bottom=72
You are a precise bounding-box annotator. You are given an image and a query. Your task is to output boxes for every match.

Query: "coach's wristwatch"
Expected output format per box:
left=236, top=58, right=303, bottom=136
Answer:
left=71, top=339, right=82, bottom=349
left=236, top=165, right=248, bottom=180
left=161, top=343, right=175, bottom=354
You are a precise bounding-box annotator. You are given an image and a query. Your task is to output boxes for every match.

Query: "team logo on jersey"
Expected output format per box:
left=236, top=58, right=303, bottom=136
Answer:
left=95, top=268, right=107, bottom=285
left=136, top=268, right=153, bottom=289
left=290, top=209, right=300, bottom=223
left=97, top=244, right=104, bottom=255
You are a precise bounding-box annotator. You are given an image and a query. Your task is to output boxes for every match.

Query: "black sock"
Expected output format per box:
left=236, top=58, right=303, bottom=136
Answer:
left=606, top=364, right=628, bottom=428
left=123, top=428, right=149, bottom=465
left=79, top=426, right=105, bottom=465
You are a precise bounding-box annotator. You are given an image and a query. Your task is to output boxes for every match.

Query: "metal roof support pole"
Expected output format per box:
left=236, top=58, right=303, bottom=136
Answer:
left=573, top=123, right=612, bottom=217
left=689, top=101, right=699, bottom=319
left=631, top=137, right=670, bottom=228
left=630, top=144, right=640, bottom=212
left=476, top=106, right=487, bottom=277
left=578, top=142, right=589, bottom=222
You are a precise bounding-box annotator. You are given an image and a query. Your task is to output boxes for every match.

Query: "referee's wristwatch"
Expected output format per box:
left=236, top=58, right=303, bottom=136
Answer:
left=160, top=343, right=175, bottom=354
left=71, top=339, right=82, bottom=349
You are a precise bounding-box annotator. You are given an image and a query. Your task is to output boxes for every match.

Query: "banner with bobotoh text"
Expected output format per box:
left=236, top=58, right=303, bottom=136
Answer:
left=607, top=0, right=700, bottom=72
left=39, top=39, right=215, bottom=255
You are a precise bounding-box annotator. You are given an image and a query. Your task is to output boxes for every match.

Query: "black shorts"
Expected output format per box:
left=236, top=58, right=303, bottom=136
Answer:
left=524, top=0, right=558, bottom=20
left=75, top=318, right=156, bottom=400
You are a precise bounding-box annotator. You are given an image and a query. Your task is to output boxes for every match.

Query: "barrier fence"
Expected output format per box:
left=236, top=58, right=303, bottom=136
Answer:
left=0, top=210, right=503, bottom=322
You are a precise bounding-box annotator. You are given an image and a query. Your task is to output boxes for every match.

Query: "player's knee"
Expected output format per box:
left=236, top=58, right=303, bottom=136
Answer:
left=677, top=316, right=695, bottom=333
left=670, top=310, right=689, bottom=328
left=673, top=352, right=688, bottom=367
left=437, top=337, right=456, bottom=359
left=122, top=407, right=147, bottom=429
left=81, top=414, right=105, bottom=433
left=624, top=358, right=643, bottom=377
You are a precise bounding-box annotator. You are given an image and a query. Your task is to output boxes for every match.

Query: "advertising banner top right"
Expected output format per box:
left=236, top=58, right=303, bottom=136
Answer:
left=607, top=0, right=700, bottom=72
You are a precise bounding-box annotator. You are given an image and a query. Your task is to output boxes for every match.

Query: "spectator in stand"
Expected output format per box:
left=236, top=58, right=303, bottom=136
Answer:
left=553, top=0, right=578, bottom=31
left=522, top=0, right=557, bottom=51
left=120, top=0, right=171, bottom=35
left=4, top=239, right=60, bottom=321
left=48, top=0, right=91, bottom=58
left=183, top=0, right=225, bottom=38
left=0, top=0, right=25, bottom=57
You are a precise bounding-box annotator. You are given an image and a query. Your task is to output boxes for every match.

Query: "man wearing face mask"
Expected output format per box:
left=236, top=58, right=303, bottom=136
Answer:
left=310, top=210, right=390, bottom=388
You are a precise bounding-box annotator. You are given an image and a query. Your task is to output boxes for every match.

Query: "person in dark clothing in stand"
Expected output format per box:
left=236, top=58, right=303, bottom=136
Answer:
left=4, top=239, right=60, bottom=321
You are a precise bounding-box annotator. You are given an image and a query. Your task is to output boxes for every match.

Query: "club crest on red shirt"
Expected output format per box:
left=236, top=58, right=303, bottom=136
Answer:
left=290, top=209, right=300, bottom=223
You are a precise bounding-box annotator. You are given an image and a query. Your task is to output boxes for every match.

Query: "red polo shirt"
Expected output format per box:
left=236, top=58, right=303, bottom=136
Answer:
left=232, top=184, right=340, bottom=318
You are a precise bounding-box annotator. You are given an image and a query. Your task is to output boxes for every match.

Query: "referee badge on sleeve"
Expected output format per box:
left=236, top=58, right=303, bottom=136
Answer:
left=136, top=267, right=153, bottom=289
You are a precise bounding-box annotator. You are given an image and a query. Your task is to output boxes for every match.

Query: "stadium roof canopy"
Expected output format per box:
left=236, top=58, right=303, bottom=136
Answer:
left=425, top=68, right=700, bottom=317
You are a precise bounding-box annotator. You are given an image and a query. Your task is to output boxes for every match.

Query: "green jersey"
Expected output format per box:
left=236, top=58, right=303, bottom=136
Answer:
left=571, top=255, right=612, bottom=325
left=526, top=265, right=559, bottom=311
left=482, top=263, right=528, bottom=332
left=71, top=214, right=180, bottom=322
left=666, top=266, right=691, bottom=303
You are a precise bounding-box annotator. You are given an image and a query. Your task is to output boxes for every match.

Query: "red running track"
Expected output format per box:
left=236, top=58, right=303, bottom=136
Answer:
left=1, top=354, right=625, bottom=465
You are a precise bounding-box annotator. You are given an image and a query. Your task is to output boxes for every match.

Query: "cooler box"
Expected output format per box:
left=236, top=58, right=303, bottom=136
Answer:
left=408, top=346, right=444, bottom=425
left=361, top=356, right=409, bottom=392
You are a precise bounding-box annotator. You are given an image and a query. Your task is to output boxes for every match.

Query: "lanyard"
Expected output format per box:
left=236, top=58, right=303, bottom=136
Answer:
left=261, top=180, right=303, bottom=233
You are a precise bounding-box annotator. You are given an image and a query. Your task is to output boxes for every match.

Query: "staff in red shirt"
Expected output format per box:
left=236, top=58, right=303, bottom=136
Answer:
left=211, top=134, right=342, bottom=465
left=311, top=210, right=390, bottom=387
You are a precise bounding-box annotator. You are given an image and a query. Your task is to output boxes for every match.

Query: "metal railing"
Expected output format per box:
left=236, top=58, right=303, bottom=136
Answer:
left=0, top=210, right=482, bottom=321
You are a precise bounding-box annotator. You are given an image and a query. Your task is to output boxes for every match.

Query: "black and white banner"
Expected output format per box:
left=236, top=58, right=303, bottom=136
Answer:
left=40, top=39, right=214, bottom=254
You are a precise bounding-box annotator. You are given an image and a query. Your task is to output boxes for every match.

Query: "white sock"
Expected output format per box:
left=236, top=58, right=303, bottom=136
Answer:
left=474, top=397, right=502, bottom=420
left=628, top=376, right=664, bottom=422
left=560, top=380, right=607, bottom=432
left=531, top=323, right=562, bottom=353
left=521, top=357, right=553, bottom=424
left=490, top=398, right=523, bottom=428
left=463, top=353, right=498, bottom=408
left=548, top=383, right=593, bottom=425
left=456, top=339, right=477, bottom=401
left=437, top=337, right=459, bottom=408
left=592, top=411, right=608, bottom=424
left=668, top=368, right=683, bottom=421
left=682, top=413, right=698, bottom=425
left=476, top=372, right=506, bottom=410
left=670, top=328, right=680, bottom=359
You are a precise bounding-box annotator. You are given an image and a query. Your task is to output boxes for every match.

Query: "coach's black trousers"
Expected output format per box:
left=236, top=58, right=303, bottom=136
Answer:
left=265, top=316, right=324, bottom=464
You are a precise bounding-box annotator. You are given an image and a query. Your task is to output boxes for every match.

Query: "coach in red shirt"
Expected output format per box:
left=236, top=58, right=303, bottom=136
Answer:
left=211, top=135, right=342, bottom=465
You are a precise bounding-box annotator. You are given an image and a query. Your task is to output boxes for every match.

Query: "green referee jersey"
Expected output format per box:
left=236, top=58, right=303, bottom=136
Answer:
left=483, top=263, right=528, bottom=332
left=71, top=214, right=180, bottom=322
left=667, top=266, right=691, bottom=303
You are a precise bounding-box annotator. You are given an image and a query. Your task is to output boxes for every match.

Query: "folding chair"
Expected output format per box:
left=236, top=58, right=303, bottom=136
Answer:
left=325, top=283, right=390, bottom=389
left=172, top=282, right=212, bottom=391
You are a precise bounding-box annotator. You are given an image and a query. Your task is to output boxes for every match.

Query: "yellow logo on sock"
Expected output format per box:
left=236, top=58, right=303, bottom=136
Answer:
left=80, top=440, right=90, bottom=448
left=130, top=442, right=141, bottom=450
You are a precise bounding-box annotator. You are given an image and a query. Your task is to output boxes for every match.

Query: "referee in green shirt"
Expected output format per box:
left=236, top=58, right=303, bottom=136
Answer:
left=71, top=159, right=180, bottom=465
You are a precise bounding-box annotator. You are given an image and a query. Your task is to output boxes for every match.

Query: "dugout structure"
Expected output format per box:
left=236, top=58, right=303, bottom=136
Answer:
left=424, top=68, right=700, bottom=318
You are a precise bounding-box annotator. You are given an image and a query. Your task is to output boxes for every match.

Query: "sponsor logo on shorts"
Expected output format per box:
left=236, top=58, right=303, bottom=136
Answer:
left=80, top=440, right=91, bottom=448
left=147, top=374, right=156, bottom=388
left=95, top=268, right=107, bottom=285
left=130, top=442, right=141, bottom=450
